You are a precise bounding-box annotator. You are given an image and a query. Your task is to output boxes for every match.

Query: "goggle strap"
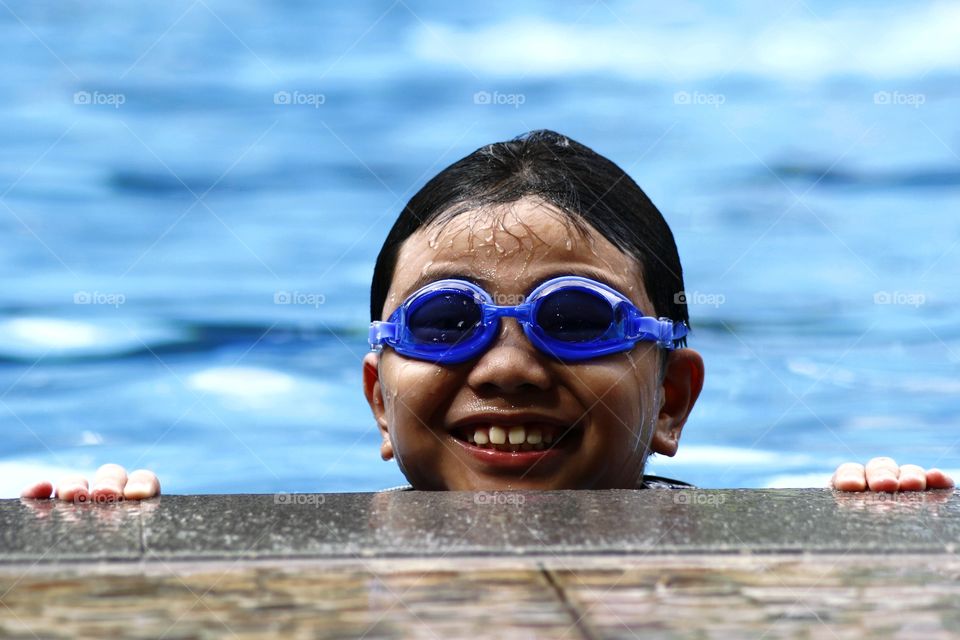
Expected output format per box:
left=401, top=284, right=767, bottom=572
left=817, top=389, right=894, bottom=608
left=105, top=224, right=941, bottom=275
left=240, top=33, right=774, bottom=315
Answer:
left=632, top=317, right=688, bottom=349
left=369, top=321, right=398, bottom=349
left=665, top=320, right=690, bottom=348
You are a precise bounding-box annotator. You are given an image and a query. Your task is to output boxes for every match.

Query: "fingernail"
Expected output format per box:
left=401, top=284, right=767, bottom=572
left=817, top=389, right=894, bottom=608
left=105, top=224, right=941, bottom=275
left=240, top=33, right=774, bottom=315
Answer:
left=124, top=482, right=150, bottom=498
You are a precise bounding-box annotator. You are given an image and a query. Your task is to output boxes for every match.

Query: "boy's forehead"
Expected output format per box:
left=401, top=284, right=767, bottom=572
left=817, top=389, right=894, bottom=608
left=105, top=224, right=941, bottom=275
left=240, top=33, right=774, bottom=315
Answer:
left=419, top=200, right=578, bottom=255
left=389, top=199, right=650, bottom=309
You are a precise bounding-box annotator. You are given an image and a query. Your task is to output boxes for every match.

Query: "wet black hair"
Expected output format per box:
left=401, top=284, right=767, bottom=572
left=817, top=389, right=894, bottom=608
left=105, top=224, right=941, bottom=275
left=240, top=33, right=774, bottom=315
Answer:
left=369, top=129, right=689, bottom=355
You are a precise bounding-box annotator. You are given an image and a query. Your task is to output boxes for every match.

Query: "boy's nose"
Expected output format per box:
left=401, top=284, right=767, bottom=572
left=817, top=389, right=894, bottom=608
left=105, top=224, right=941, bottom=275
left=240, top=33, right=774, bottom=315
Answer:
left=466, top=318, right=553, bottom=393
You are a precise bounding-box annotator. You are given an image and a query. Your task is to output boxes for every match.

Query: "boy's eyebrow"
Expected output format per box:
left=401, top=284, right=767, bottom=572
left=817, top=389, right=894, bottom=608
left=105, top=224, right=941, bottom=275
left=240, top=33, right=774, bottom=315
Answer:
left=399, top=266, right=637, bottom=302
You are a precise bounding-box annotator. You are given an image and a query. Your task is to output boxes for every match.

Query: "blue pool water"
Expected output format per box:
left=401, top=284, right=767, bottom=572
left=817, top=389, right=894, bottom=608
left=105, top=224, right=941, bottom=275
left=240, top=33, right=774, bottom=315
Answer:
left=2, top=1, right=959, bottom=495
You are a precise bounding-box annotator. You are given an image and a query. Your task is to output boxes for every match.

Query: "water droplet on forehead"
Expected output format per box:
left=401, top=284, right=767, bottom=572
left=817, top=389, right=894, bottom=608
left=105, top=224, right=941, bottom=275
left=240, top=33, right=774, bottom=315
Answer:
left=564, top=237, right=572, bottom=251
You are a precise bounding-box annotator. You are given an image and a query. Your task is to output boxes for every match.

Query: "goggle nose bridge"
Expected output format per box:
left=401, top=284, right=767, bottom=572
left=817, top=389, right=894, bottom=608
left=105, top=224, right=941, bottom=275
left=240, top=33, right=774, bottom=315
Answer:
left=481, top=302, right=536, bottom=325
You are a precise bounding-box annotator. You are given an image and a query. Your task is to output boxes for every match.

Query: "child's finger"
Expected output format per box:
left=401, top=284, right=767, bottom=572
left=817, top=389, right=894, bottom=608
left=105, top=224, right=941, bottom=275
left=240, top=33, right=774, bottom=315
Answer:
left=123, top=469, right=161, bottom=500
left=865, top=456, right=899, bottom=472
left=20, top=480, right=53, bottom=499
left=55, top=476, right=90, bottom=503
left=90, top=463, right=128, bottom=502
left=896, top=464, right=926, bottom=491
left=865, top=457, right=899, bottom=492
left=926, top=468, right=956, bottom=489
left=831, top=462, right=866, bottom=491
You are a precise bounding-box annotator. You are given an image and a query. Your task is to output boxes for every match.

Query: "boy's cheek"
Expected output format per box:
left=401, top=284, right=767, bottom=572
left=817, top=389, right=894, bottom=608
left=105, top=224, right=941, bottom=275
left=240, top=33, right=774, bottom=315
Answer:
left=384, top=359, right=463, bottom=410
left=381, top=358, right=460, bottom=430
left=573, top=351, right=656, bottom=386
left=567, top=364, right=648, bottom=410
left=390, top=427, right=453, bottom=490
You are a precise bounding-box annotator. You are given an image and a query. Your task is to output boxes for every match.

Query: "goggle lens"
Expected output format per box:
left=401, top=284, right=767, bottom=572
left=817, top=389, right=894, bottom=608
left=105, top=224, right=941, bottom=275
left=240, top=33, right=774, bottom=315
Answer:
left=407, top=292, right=482, bottom=345
left=535, top=289, right=614, bottom=343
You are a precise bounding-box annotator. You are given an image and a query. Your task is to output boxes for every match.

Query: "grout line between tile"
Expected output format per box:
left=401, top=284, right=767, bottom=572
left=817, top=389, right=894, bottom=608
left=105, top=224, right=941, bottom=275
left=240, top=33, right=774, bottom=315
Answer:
left=540, top=561, right=598, bottom=640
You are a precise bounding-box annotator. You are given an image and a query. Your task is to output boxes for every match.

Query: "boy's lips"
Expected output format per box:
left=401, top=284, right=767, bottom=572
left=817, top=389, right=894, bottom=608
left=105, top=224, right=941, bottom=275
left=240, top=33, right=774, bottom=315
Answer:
left=446, top=413, right=582, bottom=442
left=447, top=426, right=582, bottom=472
left=445, top=413, right=584, bottom=471
left=447, top=413, right=578, bottom=431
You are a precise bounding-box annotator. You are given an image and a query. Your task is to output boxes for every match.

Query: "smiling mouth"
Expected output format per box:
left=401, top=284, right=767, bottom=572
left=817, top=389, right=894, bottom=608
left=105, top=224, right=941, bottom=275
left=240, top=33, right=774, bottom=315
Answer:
left=450, top=423, right=581, bottom=452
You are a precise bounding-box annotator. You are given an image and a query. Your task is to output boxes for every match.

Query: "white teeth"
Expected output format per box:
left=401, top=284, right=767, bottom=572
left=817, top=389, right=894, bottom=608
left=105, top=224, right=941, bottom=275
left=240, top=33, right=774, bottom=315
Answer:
left=461, top=425, right=563, bottom=450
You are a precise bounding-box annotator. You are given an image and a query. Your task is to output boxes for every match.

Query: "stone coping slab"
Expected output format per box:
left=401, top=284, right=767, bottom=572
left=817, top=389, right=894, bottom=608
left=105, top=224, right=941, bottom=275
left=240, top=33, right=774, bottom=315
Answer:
left=3, top=555, right=960, bottom=638
left=1, top=489, right=958, bottom=563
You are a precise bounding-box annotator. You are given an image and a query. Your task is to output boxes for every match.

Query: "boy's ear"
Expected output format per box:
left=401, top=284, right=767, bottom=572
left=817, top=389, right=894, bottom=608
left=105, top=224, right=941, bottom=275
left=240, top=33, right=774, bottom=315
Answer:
left=650, top=348, right=705, bottom=457
left=362, top=352, right=394, bottom=461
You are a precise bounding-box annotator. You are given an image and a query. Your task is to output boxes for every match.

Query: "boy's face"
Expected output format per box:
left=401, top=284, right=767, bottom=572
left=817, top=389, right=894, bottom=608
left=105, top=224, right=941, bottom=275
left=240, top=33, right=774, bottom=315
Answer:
left=363, top=197, right=702, bottom=490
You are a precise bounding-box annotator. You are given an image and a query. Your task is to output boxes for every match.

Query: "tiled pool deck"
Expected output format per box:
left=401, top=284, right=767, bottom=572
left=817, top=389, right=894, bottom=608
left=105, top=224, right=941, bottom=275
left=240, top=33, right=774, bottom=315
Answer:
left=2, top=489, right=959, bottom=638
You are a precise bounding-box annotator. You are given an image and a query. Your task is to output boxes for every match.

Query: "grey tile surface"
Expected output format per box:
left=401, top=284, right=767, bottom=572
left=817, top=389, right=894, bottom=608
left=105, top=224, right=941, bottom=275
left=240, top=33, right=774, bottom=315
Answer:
left=1, top=488, right=958, bottom=562
left=0, top=497, right=143, bottom=561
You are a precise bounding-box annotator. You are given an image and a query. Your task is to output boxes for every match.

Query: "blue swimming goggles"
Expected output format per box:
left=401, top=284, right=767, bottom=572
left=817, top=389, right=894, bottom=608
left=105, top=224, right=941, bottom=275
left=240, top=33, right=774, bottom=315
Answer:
left=369, top=276, right=688, bottom=364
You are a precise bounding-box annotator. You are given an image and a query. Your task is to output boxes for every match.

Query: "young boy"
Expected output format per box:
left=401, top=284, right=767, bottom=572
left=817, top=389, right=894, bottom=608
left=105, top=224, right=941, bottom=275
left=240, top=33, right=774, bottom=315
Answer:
left=20, top=130, right=955, bottom=499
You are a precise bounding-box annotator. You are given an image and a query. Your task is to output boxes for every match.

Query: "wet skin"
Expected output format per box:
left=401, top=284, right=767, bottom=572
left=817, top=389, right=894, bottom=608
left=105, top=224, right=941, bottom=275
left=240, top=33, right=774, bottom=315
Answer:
left=362, top=197, right=706, bottom=490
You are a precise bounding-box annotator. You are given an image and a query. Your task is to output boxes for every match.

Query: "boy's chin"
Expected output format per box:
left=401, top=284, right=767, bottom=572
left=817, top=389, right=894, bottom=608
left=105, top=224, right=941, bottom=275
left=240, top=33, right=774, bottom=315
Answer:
left=436, top=473, right=616, bottom=491
left=408, top=472, right=560, bottom=491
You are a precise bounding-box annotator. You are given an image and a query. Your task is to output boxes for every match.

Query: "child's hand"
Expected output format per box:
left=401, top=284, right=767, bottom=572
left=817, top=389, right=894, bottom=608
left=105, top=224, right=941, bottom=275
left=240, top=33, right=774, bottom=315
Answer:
left=831, top=457, right=954, bottom=492
left=20, top=463, right=160, bottom=502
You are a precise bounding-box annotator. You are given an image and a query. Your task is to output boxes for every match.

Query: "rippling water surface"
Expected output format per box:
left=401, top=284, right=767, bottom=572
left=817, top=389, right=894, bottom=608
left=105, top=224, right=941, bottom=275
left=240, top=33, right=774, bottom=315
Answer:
left=2, top=1, right=959, bottom=494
